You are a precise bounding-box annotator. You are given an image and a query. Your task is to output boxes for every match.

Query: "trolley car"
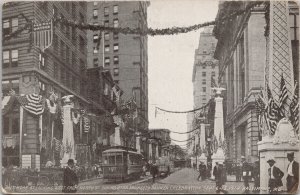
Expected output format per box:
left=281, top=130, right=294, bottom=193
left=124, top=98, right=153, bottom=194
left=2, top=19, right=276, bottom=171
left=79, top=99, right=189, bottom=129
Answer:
left=102, top=146, right=144, bottom=182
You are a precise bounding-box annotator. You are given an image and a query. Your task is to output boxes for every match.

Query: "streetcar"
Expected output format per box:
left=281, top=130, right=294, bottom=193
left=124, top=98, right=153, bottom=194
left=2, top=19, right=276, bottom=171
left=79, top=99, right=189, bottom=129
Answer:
left=102, top=146, right=144, bottom=182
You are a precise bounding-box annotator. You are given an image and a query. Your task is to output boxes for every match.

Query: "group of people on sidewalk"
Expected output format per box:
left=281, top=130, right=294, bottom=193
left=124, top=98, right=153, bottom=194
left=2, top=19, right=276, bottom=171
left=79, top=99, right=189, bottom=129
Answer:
left=210, top=152, right=298, bottom=194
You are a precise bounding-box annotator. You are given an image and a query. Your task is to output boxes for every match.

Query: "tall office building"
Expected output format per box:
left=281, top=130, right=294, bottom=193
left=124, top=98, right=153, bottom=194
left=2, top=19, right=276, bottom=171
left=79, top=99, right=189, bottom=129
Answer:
left=87, top=1, right=150, bottom=131
left=192, top=26, right=219, bottom=108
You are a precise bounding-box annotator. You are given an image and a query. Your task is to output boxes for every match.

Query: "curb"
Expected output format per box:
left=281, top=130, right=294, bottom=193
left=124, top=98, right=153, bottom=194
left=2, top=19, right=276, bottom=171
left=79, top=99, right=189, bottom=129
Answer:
left=79, top=177, right=103, bottom=184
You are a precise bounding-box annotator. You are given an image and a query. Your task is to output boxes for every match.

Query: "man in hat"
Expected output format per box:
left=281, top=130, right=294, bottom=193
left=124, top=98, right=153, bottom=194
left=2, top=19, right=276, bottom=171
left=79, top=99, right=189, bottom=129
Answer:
left=241, top=156, right=251, bottom=193
left=286, top=152, right=299, bottom=193
left=197, top=161, right=207, bottom=181
left=252, top=160, right=260, bottom=193
left=267, top=158, right=284, bottom=194
left=62, top=159, right=79, bottom=193
left=214, top=162, right=228, bottom=194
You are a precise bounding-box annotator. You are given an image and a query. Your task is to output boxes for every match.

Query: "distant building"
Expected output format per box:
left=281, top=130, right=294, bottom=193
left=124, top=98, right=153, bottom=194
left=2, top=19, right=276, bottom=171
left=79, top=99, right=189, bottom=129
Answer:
left=86, top=1, right=150, bottom=133
left=148, top=128, right=171, bottom=161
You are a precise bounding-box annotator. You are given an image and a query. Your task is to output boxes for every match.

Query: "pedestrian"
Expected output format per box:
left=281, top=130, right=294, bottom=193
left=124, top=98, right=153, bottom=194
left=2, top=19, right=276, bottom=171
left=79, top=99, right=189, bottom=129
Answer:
left=235, top=161, right=242, bottom=182
left=62, top=159, right=79, bottom=193
left=213, top=162, right=219, bottom=180
left=214, top=163, right=228, bottom=194
left=252, top=160, right=260, bottom=193
left=197, top=162, right=207, bottom=181
left=142, top=164, right=147, bottom=177
left=241, top=156, right=251, bottom=193
left=150, top=161, right=159, bottom=183
left=267, top=157, right=284, bottom=194
left=286, top=152, right=299, bottom=194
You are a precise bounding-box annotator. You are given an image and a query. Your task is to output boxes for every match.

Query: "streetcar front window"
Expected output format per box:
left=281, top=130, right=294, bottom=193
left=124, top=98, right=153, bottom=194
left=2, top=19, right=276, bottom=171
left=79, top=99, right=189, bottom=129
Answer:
left=116, top=155, right=123, bottom=165
left=108, top=155, right=116, bottom=165
left=103, top=155, right=108, bottom=165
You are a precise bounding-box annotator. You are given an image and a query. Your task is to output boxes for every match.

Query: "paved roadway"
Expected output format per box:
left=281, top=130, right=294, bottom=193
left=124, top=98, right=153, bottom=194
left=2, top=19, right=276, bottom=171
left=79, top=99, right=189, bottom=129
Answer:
left=3, top=168, right=258, bottom=194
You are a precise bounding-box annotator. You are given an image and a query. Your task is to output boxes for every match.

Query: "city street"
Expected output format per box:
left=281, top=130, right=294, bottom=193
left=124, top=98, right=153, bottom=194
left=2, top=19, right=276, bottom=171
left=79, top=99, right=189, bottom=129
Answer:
left=4, top=168, right=255, bottom=193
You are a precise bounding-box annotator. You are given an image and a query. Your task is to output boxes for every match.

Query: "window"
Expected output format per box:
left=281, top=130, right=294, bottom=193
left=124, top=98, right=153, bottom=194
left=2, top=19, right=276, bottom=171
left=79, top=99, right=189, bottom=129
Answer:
left=202, top=72, right=206, bottom=77
left=113, top=56, right=119, bottom=64
left=202, top=79, right=206, bottom=85
left=113, top=68, right=119, bottom=76
left=3, top=50, right=18, bottom=68
left=104, top=20, right=109, bottom=27
left=93, top=9, right=98, bottom=18
left=104, top=57, right=110, bottom=66
left=103, top=44, right=109, bottom=52
left=53, top=63, right=58, bottom=79
left=104, top=32, right=109, bottom=40
left=93, top=34, right=99, bottom=43
left=113, top=32, right=118, bottom=39
left=202, top=65, right=206, bottom=69
left=2, top=79, right=19, bottom=95
left=113, top=5, right=118, bottom=14
left=39, top=80, right=46, bottom=94
left=113, top=43, right=119, bottom=52
left=53, top=34, right=58, bottom=52
left=289, top=14, right=299, bottom=41
left=3, top=51, right=10, bottom=68
left=104, top=7, right=109, bottom=16
left=113, top=19, right=119, bottom=28
left=3, top=17, right=18, bottom=36
left=202, top=87, right=206, bottom=92
left=239, top=35, right=245, bottom=65
left=11, top=18, right=18, bottom=32
left=93, top=58, right=98, bottom=67
left=93, top=47, right=99, bottom=54
left=212, top=71, right=215, bottom=77
left=39, top=53, right=45, bottom=69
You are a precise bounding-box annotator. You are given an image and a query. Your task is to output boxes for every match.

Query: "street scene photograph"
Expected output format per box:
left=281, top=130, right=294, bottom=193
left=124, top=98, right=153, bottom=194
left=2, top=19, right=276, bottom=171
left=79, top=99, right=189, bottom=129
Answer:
left=1, top=0, right=299, bottom=194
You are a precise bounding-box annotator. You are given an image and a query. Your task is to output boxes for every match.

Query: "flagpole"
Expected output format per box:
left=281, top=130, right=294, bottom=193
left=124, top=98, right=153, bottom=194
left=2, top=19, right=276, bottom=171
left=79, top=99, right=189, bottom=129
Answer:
left=19, top=106, right=24, bottom=167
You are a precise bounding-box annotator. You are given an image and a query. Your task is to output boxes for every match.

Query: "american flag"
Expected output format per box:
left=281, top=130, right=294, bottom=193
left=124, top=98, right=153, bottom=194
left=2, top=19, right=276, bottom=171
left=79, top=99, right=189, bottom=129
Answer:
left=16, top=93, right=45, bottom=115
left=290, top=82, right=299, bottom=134
left=33, top=20, right=53, bottom=51
left=255, top=91, right=266, bottom=131
left=211, top=75, right=218, bottom=88
left=266, top=84, right=279, bottom=135
left=278, top=74, right=288, bottom=119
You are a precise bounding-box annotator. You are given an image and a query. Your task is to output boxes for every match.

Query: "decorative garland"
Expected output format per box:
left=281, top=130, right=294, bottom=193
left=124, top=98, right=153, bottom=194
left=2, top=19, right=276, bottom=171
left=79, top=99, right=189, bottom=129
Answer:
left=170, top=136, right=195, bottom=142
left=156, top=102, right=209, bottom=114
left=3, top=1, right=263, bottom=41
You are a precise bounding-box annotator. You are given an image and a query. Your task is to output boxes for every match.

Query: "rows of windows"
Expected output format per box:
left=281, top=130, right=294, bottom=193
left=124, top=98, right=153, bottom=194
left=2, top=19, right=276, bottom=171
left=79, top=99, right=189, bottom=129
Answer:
left=93, top=43, right=119, bottom=54
left=93, top=5, right=118, bottom=18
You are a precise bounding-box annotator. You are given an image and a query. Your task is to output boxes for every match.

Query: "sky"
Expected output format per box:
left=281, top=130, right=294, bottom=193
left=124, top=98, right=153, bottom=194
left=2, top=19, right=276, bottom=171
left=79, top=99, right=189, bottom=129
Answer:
left=147, top=0, right=219, bottom=147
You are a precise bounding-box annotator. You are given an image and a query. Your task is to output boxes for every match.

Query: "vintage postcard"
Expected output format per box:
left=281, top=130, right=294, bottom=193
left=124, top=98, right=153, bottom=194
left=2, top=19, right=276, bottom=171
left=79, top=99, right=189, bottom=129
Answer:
left=1, top=0, right=299, bottom=194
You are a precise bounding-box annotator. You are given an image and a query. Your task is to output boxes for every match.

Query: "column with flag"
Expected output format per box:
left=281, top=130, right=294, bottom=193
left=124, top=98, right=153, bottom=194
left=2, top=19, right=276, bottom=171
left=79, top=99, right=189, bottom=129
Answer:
left=255, top=90, right=266, bottom=135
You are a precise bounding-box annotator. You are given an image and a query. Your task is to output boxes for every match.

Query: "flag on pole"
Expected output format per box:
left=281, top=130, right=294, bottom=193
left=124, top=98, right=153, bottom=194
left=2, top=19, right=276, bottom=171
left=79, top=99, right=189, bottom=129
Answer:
left=33, top=20, right=53, bottom=51
left=255, top=92, right=266, bottom=129
left=278, top=74, right=288, bottom=119
left=290, top=82, right=299, bottom=134
left=265, top=84, right=279, bottom=135
left=211, top=75, right=218, bottom=88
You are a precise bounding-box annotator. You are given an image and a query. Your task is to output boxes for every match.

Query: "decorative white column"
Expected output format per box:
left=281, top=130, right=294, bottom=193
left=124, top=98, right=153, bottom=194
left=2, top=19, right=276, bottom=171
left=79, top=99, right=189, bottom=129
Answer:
left=60, top=96, right=76, bottom=167
left=136, top=133, right=141, bottom=153
left=156, top=143, right=159, bottom=159
left=113, top=116, right=121, bottom=146
left=200, top=123, right=206, bottom=150
left=211, top=88, right=226, bottom=179
left=148, top=141, right=152, bottom=161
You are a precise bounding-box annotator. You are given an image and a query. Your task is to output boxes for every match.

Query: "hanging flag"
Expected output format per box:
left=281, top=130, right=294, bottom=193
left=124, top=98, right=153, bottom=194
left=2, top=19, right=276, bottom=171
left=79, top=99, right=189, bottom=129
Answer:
left=278, top=74, right=288, bottom=119
left=83, top=116, right=90, bottom=132
left=290, top=82, right=299, bottom=134
left=16, top=93, right=45, bottom=115
left=96, top=30, right=102, bottom=50
left=265, top=85, right=279, bottom=135
left=33, top=20, right=53, bottom=51
left=211, top=75, right=218, bottom=88
left=255, top=92, right=266, bottom=132
left=72, top=111, right=81, bottom=124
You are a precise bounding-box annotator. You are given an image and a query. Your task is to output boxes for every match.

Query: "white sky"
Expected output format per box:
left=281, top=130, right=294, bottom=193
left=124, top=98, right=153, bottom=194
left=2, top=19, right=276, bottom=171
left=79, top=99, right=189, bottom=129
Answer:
left=147, top=0, right=218, bottom=147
